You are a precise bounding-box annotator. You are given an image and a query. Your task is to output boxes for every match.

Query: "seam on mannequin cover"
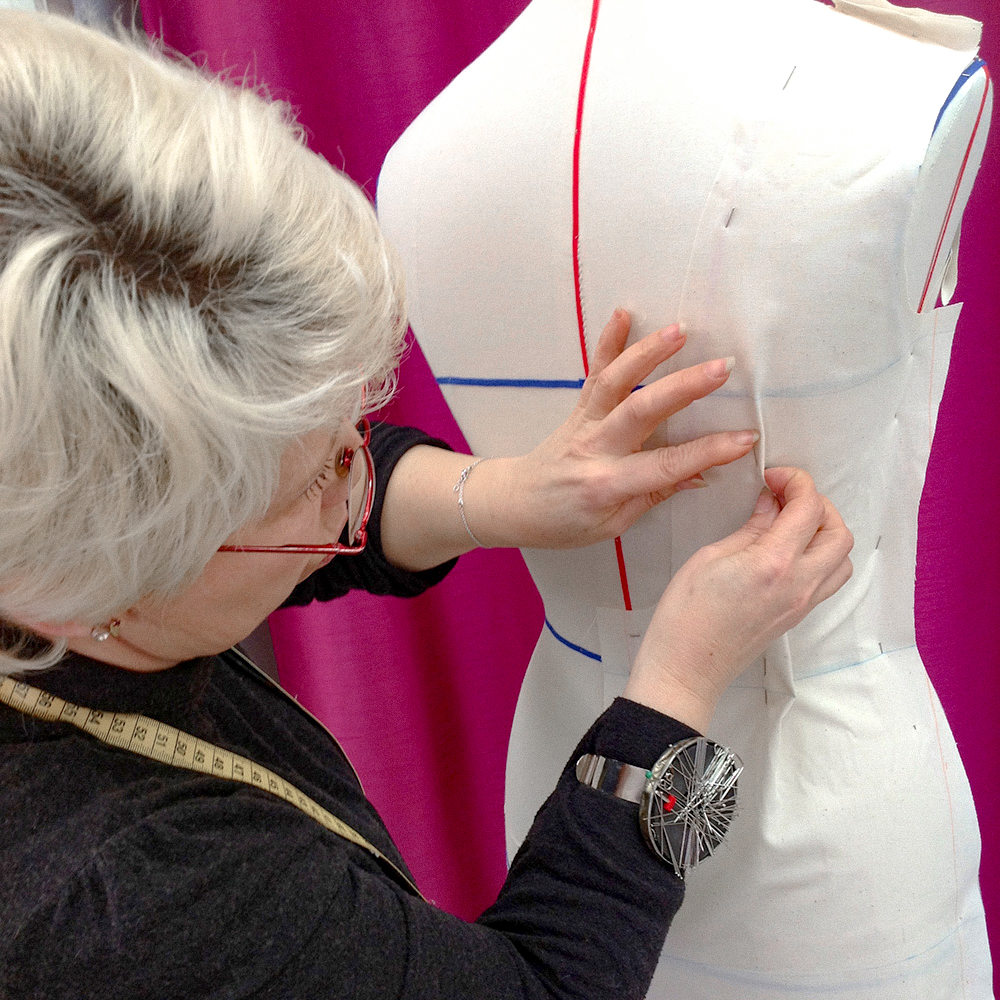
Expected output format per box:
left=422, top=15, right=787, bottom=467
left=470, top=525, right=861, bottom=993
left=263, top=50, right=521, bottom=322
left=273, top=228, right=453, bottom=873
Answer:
left=917, top=64, right=991, bottom=314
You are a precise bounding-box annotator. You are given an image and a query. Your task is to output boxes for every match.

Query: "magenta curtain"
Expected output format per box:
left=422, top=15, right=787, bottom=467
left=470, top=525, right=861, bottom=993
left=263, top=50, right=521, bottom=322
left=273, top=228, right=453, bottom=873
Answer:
left=141, top=0, right=999, bottom=971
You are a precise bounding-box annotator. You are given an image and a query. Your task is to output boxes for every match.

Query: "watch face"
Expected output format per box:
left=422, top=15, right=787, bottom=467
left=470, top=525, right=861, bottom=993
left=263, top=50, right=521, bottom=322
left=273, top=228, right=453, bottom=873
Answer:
left=638, top=737, right=742, bottom=878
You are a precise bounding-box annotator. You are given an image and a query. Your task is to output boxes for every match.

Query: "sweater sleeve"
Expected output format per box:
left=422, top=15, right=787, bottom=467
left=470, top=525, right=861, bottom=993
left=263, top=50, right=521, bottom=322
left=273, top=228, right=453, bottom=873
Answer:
left=282, top=421, right=458, bottom=606
left=258, top=697, right=695, bottom=1000
left=267, top=697, right=696, bottom=1000
left=4, top=701, right=698, bottom=1000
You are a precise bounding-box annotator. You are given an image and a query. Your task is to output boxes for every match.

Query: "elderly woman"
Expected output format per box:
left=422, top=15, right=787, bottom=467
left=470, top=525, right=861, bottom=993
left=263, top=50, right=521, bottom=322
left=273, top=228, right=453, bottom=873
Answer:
left=0, top=13, right=853, bottom=1000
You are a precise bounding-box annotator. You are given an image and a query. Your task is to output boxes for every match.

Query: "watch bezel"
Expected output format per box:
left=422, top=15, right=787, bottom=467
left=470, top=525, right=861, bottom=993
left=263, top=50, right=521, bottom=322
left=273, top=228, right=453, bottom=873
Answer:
left=638, top=736, right=743, bottom=878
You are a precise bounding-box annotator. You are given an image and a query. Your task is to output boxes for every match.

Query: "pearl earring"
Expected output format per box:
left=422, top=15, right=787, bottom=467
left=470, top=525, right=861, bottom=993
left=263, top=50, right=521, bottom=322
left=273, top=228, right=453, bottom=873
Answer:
left=91, top=619, right=121, bottom=642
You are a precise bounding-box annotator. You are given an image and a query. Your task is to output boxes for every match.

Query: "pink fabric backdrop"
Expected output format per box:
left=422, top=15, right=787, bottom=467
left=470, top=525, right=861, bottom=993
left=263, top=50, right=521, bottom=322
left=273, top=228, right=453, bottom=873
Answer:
left=142, top=0, right=999, bottom=971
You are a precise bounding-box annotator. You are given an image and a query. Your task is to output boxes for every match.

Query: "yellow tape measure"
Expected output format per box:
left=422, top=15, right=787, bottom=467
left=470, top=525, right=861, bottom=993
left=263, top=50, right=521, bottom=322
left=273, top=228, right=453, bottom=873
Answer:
left=0, top=674, right=423, bottom=900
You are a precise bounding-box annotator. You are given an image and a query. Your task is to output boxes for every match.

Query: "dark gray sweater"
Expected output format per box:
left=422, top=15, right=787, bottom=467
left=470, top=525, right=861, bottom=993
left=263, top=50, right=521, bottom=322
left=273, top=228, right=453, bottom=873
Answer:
left=0, top=423, right=692, bottom=999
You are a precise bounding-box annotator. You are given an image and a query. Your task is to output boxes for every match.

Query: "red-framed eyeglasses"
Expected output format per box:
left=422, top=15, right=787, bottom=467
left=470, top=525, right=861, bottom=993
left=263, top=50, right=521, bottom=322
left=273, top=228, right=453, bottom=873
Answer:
left=218, top=417, right=374, bottom=557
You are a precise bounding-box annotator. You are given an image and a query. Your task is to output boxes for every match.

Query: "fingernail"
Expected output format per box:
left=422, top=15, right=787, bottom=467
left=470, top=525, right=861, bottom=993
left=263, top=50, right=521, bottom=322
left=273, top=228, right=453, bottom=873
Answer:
left=754, top=488, right=774, bottom=512
left=676, top=477, right=709, bottom=491
left=736, top=430, right=760, bottom=446
left=705, top=356, right=736, bottom=378
left=661, top=324, right=684, bottom=343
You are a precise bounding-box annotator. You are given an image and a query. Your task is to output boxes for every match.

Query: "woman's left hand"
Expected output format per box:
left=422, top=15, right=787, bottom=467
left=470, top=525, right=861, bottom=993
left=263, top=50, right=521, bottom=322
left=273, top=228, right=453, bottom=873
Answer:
left=380, top=309, right=759, bottom=570
left=479, top=308, right=759, bottom=549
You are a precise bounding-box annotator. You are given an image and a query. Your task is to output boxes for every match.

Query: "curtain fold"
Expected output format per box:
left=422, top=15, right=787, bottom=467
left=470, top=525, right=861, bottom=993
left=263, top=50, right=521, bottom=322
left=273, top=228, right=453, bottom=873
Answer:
left=140, top=5, right=999, bottom=977
left=138, top=0, right=538, bottom=921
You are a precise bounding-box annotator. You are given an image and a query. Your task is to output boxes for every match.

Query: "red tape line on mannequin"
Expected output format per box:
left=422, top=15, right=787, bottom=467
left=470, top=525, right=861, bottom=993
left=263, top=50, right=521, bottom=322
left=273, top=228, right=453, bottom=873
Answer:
left=572, top=0, right=600, bottom=378
left=572, top=0, right=633, bottom=612
left=918, top=65, right=992, bottom=313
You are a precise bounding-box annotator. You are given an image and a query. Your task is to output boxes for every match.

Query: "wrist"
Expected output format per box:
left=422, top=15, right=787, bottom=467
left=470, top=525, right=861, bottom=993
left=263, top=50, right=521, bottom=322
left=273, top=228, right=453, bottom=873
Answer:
left=456, top=455, right=526, bottom=549
left=622, top=661, right=719, bottom=734
left=454, top=457, right=491, bottom=548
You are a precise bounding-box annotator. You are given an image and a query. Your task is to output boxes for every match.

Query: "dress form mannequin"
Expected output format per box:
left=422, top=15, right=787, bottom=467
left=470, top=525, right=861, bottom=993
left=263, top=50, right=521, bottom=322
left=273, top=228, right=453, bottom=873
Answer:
left=377, top=0, right=993, bottom=995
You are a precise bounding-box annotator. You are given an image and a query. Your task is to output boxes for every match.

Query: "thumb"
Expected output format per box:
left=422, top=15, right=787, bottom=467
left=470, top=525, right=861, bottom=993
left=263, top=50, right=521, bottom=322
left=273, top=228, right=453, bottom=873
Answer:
left=746, top=487, right=781, bottom=532
left=711, top=488, right=780, bottom=557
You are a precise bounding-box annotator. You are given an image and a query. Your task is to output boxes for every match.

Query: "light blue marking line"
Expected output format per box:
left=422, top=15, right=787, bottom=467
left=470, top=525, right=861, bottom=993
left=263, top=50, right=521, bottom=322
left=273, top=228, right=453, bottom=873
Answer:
left=933, top=58, right=987, bottom=136
left=437, top=376, right=586, bottom=389
left=656, top=914, right=967, bottom=993
left=799, top=643, right=916, bottom=679
left=543, top=622, right=913, bottom=677
left=703, top=353, right=906, bottom=399
left=544, top=616, right=601, bottom=662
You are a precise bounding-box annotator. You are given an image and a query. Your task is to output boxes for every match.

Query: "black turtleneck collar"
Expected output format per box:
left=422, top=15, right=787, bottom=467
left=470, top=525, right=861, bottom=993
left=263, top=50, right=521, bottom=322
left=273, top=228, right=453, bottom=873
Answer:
left=0, top=652, right=216, bottom=741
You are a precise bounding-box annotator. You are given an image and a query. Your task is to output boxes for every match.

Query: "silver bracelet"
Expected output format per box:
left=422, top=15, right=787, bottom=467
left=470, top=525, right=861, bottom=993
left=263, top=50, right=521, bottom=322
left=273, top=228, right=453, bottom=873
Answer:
left=453, top=458, right=489, bottom=549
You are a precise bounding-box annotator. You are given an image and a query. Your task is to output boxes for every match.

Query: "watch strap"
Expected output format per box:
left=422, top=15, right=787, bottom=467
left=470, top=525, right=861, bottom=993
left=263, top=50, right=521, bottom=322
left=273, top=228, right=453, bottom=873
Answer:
left=575, top=753, right=649, bottom=803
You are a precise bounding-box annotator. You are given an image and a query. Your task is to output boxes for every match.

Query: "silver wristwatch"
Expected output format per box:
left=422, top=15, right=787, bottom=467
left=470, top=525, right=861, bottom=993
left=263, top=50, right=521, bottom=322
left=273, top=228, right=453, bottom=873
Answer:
left=576, top=737, right=743, bottom=878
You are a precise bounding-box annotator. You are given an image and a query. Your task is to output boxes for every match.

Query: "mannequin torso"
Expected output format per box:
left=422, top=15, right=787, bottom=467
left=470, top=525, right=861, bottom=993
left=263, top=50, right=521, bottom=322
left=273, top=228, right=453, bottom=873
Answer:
left=378, top=1, right=992, bottom=994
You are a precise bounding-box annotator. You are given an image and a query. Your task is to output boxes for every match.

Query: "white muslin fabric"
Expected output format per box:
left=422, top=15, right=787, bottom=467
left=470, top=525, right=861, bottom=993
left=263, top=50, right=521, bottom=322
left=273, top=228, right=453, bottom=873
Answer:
left=378, top=0, right=994, bottom=995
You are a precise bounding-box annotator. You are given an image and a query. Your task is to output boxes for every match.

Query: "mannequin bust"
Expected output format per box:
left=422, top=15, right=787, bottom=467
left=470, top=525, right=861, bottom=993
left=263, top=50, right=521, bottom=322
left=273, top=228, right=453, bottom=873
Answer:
left=378, top=0, right=993, bottom=995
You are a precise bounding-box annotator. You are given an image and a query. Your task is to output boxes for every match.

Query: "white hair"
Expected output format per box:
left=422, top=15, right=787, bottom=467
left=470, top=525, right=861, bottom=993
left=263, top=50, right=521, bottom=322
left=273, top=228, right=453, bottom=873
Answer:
left=0, top=11, right=407, bottom=672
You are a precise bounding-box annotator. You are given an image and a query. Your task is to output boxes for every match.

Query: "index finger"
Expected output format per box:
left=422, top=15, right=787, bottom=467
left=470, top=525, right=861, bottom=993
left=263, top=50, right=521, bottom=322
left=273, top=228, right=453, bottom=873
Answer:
left=581, top=323, right=687, bottom=420
left=587, top=308, right=632, bottom=378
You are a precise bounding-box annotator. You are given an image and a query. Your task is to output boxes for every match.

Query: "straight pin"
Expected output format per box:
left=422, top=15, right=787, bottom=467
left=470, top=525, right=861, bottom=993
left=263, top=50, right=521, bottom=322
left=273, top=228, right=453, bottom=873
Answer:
left=725, top=207, right=736, bottom=228
left=783, top=66, right=797, bottom=91
left=878, top=642, right=884, bottom=655
left=875, top=535, right=881, bottom=550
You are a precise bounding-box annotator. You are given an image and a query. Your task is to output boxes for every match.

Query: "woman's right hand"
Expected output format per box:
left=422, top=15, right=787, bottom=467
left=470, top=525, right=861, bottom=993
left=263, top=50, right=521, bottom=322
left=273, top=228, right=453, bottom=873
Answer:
left=623, top=467, right=854, bottom=732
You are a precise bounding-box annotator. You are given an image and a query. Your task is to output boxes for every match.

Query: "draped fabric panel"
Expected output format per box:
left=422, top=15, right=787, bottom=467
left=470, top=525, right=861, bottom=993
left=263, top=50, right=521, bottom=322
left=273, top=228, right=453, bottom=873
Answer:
left=140, top=1, right=999, bottom=974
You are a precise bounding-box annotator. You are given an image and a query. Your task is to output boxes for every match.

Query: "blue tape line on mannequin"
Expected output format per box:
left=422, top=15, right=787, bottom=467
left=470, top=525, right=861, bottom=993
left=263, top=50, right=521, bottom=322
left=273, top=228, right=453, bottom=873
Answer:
left=933, top=59, right=987, bottom=136
left=544, top=617, right=601, bottom=662
left=437, top=352, right=916, bottom=400
left=438, top=376, right=587, bottom=389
